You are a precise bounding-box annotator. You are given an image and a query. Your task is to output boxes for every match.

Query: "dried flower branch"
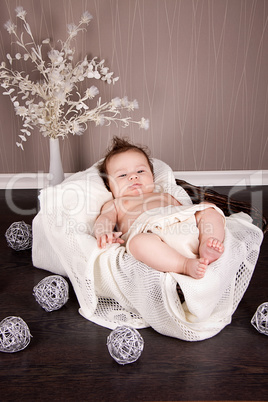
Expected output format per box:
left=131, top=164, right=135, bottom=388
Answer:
left=0, top=7, right=149, bottom=150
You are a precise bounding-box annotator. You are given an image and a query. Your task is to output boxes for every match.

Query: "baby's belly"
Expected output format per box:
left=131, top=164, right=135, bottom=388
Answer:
left=118, top=202, right=179, bottom=234
left=117, top=194, right=181, bottom=234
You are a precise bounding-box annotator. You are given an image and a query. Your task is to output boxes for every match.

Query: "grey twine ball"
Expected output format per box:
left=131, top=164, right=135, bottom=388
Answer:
left=33, top=275, right=69, bottom=312
left=5, top=221, right=32, bottom=251
left=0, top=316, right=32, bottom=353
left=251, top=302, right=268, bottom=336
left=107, top=325, right=144, bottom=365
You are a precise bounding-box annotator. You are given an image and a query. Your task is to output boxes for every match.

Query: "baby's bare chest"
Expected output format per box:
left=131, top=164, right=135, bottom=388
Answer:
left=115, top=193, right=180, bottom=233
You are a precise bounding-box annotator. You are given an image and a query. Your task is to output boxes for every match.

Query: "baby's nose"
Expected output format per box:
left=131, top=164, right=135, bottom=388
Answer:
left=129, top=172, right=138, bottom=180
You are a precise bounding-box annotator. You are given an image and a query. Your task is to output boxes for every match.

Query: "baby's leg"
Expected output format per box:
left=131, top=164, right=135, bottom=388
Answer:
left=195, top=206, right=225, bottom=263
left=128, top=233, right=209, bottom=279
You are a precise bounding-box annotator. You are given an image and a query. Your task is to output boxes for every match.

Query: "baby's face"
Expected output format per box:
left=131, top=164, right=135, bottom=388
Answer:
left=106, top=150, right=154, bottom=198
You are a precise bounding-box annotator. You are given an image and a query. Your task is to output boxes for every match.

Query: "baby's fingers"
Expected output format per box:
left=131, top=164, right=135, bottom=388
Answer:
left=97, top=234, right=108, bottom=249
left=107, top=232, right=115, bottom=245
left=97, top=232, right=124, bottom=249
left=113, top=232, right=122, bottom=239
left=113, top=232, right=124, bottom=244
left=116, top=238, right=125, bottom=244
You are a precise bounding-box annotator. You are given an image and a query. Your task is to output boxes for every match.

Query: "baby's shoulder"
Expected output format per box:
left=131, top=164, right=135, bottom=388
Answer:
left=101, top=198, right=116, bottom=213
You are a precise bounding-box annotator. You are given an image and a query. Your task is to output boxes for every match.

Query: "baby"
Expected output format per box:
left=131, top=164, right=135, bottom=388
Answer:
left=94, top=136, right=225, bottom=279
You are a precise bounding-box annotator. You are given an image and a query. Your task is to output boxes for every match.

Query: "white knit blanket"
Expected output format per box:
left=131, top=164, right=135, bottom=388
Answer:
left=32, top=159, right=263, bottom=341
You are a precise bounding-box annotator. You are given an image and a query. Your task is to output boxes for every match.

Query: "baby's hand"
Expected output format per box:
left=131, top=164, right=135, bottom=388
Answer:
left=96, top=231, right=124, bottom=249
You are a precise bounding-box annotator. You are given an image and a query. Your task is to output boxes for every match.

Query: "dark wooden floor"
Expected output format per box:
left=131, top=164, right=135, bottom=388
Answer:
left=1, top=186, right=268, bottom=402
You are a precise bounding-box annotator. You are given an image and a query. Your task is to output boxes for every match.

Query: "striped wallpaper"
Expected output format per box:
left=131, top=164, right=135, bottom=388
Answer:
left=0, top=0, right=267, bottom=174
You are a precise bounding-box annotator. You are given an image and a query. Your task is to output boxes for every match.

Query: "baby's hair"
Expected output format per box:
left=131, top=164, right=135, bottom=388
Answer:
left=98, top=136, right=154, bottom=191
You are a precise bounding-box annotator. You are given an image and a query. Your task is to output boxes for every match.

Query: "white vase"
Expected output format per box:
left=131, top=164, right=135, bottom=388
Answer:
left=49, top=138, right=65, bottom=186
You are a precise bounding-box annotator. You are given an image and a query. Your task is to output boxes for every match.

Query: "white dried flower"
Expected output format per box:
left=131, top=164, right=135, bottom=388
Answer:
left=72, top=121, right=84, bottom=135
left=48, top=49, right=63, bottom=64
left=16, top=142, right=24, bottom=150
left=102, top=72, right=114, bottom=84
left=15, top=106, right=28, bottom=117
left=67, top=23, right=78, bottom=38
left=3, top=88, right=15, bottom=96
left=101, top=67, right=109, bottom=75
left=31, top=51, right=36, bottom=62
left=6, top=54, right=13, bottom=65
left=54, top=90, right=66, bottom=103
left=111, top=97, right=122, bottom=108
left=127, top=100, right=139, bottom=111
left=86, top=86, right=99, bottom=99
left=4, top=20, right=16, bottom=34
left=0, top=8, right=149, bottom=150
left=96, top=114, right=105, bottom=126
left=93, top=70, right=101, bottom=79
left=81, top=11, right=93, bottom=24
left=15, top=6, right=27, bottom=19
left=139, top=118, right=150, bottom=130
left=121, top=96, right=129, bottom=107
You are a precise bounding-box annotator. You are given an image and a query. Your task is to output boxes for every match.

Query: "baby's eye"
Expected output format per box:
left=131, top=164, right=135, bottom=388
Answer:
left=118, top=173, right=127, bottom=178
left=137, top=170, right=145, bottom=174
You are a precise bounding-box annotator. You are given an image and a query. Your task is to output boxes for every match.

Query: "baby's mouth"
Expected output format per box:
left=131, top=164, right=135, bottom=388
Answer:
left=129, top=183, right=142, bottom=190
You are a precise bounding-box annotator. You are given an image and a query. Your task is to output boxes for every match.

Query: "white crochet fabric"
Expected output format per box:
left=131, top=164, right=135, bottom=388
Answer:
left=32, top=159, right=263, bottom=341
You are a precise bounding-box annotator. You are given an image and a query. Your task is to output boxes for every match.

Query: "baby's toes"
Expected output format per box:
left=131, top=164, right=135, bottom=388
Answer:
left=213, top=239, right=224, bottom=252
left=211, top=238, right=219, bottom=248
left=199, top=257, right=209, bottom=267
left=208, top=238, right=223, bottom=251
left=218, top=242, right=224, bottom=252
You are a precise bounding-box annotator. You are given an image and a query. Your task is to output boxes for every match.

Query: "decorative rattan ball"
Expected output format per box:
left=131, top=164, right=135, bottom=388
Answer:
left=251, top=302, right=268, bottom=335
left=107, top=325, right=144, bottom=365
left=33, top=275, right=69, bottom=312
left=5, top=221, right=32, bottom=251
left=0, top=316, right=32, bottom=353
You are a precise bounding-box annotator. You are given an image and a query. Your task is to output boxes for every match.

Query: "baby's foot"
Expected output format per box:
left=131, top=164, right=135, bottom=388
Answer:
left=199, top=237, right=224, bottom=264
left=183, top=257, right=209, bottom=279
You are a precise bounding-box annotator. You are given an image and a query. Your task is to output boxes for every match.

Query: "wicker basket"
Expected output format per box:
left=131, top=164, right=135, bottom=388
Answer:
left=176, top=179, right=268, bottom=234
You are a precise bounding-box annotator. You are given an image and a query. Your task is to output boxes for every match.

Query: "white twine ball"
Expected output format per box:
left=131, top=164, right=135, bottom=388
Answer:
left=0, top=316, right=32, bottom=353
left=251, top=302, right=268, bottom=335
left=33, top=275, right=69, bottom=312
left=107, top=325, right=144, bottom=365
left=5, top=221, right=32, bottom=251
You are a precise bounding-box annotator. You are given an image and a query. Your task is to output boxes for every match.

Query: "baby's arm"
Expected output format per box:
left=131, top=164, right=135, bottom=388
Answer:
left=94, top=200, right=124, bottom=249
